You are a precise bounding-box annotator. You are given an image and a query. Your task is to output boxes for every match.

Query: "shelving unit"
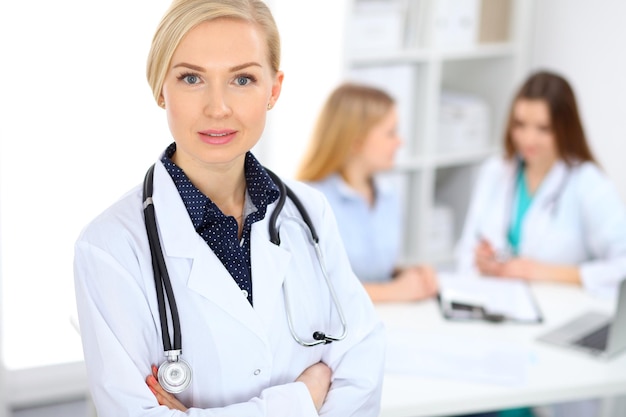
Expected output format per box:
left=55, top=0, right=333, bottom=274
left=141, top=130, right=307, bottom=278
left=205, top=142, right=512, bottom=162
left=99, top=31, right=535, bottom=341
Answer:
left=343, top=0, right=534, bottom=267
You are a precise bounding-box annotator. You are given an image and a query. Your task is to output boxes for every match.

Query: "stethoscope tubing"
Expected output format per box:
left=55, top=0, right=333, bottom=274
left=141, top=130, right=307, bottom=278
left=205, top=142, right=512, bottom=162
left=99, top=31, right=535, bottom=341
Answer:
left=265, top=168, right=347, bottom=346
left=142, top=162, right=348, bottom=393
left=143, top=164, right=182, bottom=353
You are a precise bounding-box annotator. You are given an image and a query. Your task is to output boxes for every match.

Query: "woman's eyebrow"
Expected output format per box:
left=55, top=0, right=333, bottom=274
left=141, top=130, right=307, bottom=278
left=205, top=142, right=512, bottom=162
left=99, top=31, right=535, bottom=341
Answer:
left=171, top=62, right=262, bottom=72
left=229, top=62, right=262, bottom=72
left=172, top=62, right=204, bottom=72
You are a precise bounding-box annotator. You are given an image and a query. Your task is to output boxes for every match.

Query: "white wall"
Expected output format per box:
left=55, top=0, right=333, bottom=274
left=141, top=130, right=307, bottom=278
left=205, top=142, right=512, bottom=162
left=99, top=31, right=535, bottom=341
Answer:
left=528, top=0, right=626, bottom=201
left=0, top=0, right=348, bottom=408
left=0, top=0, right=170, bottom=371
left=260, top=0, right=349, bottom=177
left=0, top=172, right=6, bottom=417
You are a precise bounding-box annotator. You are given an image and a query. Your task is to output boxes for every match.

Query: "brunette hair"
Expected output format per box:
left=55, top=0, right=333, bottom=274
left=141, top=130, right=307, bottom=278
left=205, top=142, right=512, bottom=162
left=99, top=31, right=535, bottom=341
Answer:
left=504, top=70, right=596, bottom=165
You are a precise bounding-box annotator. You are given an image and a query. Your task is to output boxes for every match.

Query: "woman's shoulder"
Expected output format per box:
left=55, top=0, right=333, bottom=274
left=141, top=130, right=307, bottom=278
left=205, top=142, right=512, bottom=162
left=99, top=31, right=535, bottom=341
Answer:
left=282, top=177, right=331, bottom=206
left=300, top=174, right=348, bottom=204
left=472, top=155, right=514, bottom=188
left=481, top=154, right=513, bottom=174
left=571, top=160, right=606, bottom=181
left=568, top=160, right=619, bottom=196
left=77, top=184, right=144, bottom=245
left=303, top=174, right=341, bottom=193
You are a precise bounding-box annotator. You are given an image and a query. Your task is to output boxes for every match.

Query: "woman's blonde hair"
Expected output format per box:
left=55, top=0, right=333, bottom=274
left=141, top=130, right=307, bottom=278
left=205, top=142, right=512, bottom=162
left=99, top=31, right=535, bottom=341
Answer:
left=297, top=83, right=395, bottom=181
left=146, top=0, right=280, bottom=104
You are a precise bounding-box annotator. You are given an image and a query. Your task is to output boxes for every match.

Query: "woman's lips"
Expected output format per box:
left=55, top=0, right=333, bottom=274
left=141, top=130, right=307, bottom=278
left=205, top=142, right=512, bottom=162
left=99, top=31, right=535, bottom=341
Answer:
left=198, top=129, right=237, bottom=145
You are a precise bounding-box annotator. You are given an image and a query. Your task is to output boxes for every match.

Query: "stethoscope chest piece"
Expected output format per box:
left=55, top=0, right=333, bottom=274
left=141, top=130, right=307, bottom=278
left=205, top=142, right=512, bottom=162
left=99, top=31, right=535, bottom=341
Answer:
left=158, top=350, right=192, bottom=394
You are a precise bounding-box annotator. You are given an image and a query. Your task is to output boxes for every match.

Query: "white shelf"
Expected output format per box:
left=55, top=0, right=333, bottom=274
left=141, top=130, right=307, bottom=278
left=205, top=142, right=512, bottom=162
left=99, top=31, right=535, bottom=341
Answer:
left=348, top=49, right=432, bottom=66
left=345, top=0, right=533, bottom=264
left=349, top=43, right=516, bottom=66
left=395, top=146, right=500, bottom=170
left=6, top=361, right=89, bottom=409
left=433, top=146, right=501, bottom=167
left=438, top=43, right=516, bottom=61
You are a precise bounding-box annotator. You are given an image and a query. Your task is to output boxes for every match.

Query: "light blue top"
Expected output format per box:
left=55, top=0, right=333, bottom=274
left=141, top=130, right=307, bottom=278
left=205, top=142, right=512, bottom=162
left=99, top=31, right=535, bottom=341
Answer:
left=308, top=174, right=402, bottom=283
left=507, top=168, right=533, bottom=255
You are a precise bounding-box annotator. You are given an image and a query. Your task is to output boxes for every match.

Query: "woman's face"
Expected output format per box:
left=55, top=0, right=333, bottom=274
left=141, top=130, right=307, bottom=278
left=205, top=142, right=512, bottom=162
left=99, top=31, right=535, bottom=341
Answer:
left=354, top=106, right=402, bottom=175
left=511, top=99, right=559, bottom=170
left=160, top=18, right=283, bottom=171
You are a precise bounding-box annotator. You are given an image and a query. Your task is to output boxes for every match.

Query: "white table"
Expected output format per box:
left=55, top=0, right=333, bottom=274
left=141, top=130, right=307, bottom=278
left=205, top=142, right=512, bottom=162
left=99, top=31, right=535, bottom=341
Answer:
left=377, top=282, right=626, bottom=417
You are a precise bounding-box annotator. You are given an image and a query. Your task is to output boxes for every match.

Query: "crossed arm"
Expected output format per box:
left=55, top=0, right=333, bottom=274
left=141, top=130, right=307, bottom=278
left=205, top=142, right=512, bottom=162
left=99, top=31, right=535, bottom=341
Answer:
left=146, top=362, right=333, bottom=412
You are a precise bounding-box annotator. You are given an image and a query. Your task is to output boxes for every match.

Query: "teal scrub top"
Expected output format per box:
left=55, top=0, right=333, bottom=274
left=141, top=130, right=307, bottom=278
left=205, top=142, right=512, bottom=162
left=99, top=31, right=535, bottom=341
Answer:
left=507, top=168, right=533, bottom=255
left=504, top=167, right=536, bottom=417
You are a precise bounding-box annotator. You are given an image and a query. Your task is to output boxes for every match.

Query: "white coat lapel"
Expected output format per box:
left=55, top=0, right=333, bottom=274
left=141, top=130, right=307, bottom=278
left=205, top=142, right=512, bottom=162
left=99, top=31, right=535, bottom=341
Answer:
left=522, top=161, right=568, bottom=253
left=480, top=160, right=516, bottom=252
left=249, top=215, right=291, bottom=334
left=185, top=241, right=268, bottom=344
left=151, top=162, right=267, bottom=344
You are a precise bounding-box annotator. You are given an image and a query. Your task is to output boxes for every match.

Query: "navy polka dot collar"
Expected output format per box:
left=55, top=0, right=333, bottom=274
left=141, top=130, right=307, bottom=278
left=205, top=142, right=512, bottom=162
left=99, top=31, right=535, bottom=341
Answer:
left=160, top=143, right=279, bottom=230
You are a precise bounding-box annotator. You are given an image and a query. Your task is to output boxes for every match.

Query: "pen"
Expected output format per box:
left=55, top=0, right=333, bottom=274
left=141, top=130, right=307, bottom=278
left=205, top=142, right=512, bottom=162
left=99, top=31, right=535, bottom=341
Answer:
left=476, top=233, right=512, bottom=263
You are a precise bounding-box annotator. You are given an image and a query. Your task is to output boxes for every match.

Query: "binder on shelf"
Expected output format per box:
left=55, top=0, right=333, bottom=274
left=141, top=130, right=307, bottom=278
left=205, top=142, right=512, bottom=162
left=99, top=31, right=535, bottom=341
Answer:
left=432, top=0, right=480, bottom=50
left=478, top=0, right=512, bottom=44
left=404, top=0, right=428, bottom=49
left=437, top=274, right=543, bottom=323
left=437, top=90, right=490, bottom=153
left=346, top=0, right=409, bottom=53
left=426, top=205, right=455, bottom=259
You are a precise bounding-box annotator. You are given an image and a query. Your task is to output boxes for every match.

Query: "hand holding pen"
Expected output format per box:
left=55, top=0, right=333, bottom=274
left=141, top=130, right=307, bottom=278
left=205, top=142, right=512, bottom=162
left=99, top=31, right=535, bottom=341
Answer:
left=474, top=235, right=540, bottom=280
left=475, top=237, right=503, bottom=276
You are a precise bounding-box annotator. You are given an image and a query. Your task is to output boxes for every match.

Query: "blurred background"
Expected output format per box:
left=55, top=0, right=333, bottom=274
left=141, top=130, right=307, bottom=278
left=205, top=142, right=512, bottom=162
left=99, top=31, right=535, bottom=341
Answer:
left=1, top=0, right=625, bottom=415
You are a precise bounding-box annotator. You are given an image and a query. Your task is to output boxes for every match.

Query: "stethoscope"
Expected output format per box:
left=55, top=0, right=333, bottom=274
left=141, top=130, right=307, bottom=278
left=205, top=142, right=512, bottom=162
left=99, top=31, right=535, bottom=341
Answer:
left=488, top=158, right=571, bottom=259
left=142, top=163, right=348, bottom=393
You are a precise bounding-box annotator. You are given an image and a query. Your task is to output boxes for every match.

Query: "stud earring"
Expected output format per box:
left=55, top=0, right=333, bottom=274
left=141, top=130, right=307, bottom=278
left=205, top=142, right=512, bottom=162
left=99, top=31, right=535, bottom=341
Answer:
left=159, top=101, right=165, bottom=108
left=267, top=103, right=273, bottom=110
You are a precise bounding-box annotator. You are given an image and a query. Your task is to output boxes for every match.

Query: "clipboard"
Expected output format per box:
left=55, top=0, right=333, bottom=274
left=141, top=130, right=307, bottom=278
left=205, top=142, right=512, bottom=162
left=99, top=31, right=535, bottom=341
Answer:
left=437, top=274, right=543, bottom=324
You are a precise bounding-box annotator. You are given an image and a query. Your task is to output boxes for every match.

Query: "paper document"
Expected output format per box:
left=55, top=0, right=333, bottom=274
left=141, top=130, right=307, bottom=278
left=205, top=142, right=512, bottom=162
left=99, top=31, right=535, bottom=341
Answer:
left=386, top=329, right=529, bottom=386
left=438, top=274, right=542, bottom=323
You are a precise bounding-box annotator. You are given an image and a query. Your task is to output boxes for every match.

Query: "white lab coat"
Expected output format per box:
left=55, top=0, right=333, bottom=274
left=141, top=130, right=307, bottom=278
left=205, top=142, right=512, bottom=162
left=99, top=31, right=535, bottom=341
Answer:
left=74, top=161, right=385, bottom=417
left=456, top=156, right=626, bottom=297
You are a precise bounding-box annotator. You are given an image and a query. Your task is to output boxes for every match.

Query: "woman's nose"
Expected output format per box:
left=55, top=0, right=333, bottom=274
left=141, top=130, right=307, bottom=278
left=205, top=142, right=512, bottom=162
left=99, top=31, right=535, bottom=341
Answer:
left=203, top=88, right=232, bottom=118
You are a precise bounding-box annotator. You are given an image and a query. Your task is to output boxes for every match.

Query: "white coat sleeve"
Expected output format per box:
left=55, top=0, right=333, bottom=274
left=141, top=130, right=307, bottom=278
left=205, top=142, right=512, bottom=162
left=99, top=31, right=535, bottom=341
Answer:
left=304, top=191, right=386, bottom=417
left=455, top=158, right=500, bottom=275
left=75, top=230, right=318, bottom=417
left=577, top=166, right=626, bottom=296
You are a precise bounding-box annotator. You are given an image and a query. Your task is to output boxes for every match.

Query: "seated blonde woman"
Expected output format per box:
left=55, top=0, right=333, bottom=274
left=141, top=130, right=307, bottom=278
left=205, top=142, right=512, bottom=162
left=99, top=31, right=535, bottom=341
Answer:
left=297, top=83, right=438, bottom=303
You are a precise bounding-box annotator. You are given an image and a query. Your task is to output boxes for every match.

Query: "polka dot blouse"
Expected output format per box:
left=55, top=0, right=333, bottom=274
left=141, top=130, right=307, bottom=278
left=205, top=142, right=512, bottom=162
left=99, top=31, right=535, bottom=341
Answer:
left=161, top=143, right=279, bottom=306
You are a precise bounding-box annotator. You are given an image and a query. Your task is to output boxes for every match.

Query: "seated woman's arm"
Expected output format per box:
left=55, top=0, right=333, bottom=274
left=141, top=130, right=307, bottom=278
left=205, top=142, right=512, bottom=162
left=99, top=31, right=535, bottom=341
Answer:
left=363, top=265, right=438, bottom=302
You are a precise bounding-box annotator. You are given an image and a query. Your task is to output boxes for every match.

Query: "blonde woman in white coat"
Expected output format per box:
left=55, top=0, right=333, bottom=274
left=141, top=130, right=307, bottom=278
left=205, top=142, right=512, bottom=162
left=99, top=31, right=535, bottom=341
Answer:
left=73, top=1, right=385, bottom=416
left=457, top=70, right=626, bottom=299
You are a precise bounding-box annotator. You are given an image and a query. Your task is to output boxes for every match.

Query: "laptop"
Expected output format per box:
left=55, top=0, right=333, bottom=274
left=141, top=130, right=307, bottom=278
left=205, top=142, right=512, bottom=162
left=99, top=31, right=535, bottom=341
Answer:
left=537, top=279, right=626, bottom=359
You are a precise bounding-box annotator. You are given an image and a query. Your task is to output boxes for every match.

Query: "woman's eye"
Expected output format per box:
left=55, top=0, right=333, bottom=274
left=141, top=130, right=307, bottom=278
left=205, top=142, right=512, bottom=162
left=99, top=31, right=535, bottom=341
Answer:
left=183, top=74, right=200, bottom=85
left=235, top=76, right=252, bottom=86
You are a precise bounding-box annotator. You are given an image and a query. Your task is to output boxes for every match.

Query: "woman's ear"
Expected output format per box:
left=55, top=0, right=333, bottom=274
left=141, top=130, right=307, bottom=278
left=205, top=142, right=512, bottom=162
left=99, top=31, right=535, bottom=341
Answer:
left=350, top=137, right=365, bottom=155
left=268, top=71, right=284, bottom=109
